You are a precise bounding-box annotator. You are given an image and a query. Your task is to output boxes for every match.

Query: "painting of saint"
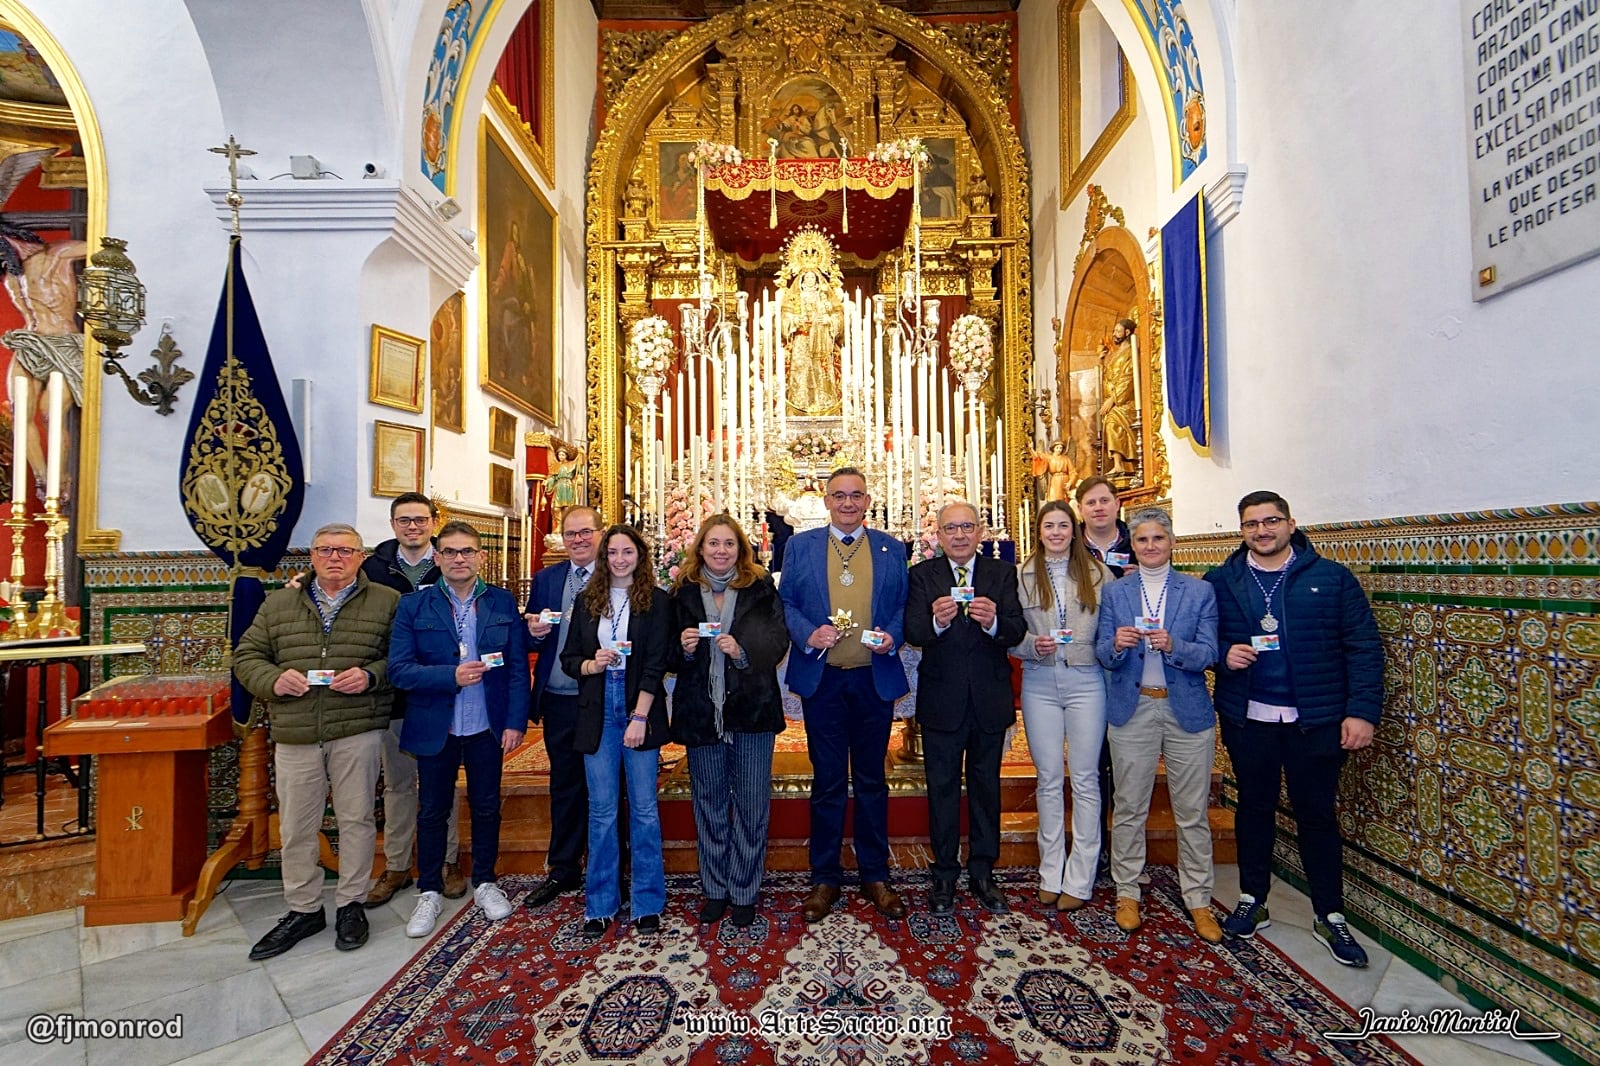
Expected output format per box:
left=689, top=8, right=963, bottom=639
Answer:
left=658, top=142, right=697, bottom=222
left=480, top=122, right=556, bottom=422
left=762, top=78, right=849, bottom=160
left=430, top=291, right=465, bottom=434
left=920, top=137, right=958, bottom=219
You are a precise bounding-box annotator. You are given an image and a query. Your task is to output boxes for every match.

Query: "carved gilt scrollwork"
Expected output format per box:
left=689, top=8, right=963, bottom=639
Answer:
left=601, top=30, right=679, bottom=107
left=938, top=22, right=1013, bottom=102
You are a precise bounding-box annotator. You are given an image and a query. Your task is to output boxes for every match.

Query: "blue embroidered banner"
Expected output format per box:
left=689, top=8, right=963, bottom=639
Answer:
left=179, top=237, right=305, bottom=721
left=1161, top=192, right=1209, bottom=451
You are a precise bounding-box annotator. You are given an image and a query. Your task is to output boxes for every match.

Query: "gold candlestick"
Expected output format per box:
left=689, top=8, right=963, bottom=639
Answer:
left=33, top=495, right=76, bottom=638
left=0, top=501, right=30, bottom=640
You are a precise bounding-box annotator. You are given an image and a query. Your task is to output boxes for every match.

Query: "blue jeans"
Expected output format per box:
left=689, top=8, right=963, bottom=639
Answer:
left=417, top=729, right=502, bottom=893
left=583, top=694, right=665, bottom=921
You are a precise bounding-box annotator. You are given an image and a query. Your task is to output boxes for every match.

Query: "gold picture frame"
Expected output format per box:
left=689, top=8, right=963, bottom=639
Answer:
left=1059, top=0, right=1137, bottom=204
left=430, top=292, right=466, bottom=434
left=480, top=100, right=559, bottom=422
left=369, top=325, right=426, bottom=412
left=372, top=420, right=425, bottom=497
left=489, top=462, right=515, bottom=509
left=488, top=407, right=517, bottom=459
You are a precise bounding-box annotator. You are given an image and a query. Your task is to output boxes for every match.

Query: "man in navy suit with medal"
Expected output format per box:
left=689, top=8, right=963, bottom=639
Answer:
left=1206, top=490, right=1382, bottom=967
left=905, top=501, right=1027, bottom=913
left=779, top=468, right=910, bottom=922
left=522, top=505, right=603, bottom=908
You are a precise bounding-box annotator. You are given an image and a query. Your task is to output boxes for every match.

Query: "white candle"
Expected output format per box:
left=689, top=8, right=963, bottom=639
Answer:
left=44, top=371, right=64, bottom=500
left=10, top=373, right=27, bottom=504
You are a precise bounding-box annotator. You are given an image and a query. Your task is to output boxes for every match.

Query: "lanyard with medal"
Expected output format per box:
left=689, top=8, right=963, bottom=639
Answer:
left=1248, top=551, right=1294, bottom=633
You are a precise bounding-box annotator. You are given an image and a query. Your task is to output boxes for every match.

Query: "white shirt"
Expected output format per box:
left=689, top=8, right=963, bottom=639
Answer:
left=932, top=555, right=999, bottom=638
left=1137, top=563, right=1170, bottom=689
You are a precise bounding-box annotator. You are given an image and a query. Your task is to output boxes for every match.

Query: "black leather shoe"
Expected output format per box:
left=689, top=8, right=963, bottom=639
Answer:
left=582, top=917, right=612, bottom=941
left=334, top=902, right=369, bottom=951
left=928, top=880, right=956, bottom=914
left=730, top=903, right=756, bottom=927
left=698, top=898, right=730, bottom=923
left=524, top=877, right=580, bottom=910
left=636, top=913, right=661, bottom=934
left=249, top=909, right=325, bottom=961
left=970, top=878, right=1009, bottom=914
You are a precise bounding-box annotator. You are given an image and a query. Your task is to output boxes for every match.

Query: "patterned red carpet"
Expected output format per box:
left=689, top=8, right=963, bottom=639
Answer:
left=315, top=867, right=1417, bottom=1064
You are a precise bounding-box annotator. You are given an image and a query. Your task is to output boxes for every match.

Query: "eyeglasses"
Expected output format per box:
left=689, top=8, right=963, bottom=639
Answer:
left=438, top=547, right=480, bottom=560
left=392, top=516, right=432, bottom=527
left=311, top=546, right=360, bottom=559
left=940, top=521, right=977, bottom=534
left=827, top=491, right=867, bottom=504
left=562, top=527, right=598, bottom=540
left=1241, top=516, right=1288, bottom=532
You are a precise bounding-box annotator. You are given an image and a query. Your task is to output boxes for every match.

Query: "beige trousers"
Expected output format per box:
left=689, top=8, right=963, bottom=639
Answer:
left=379, top=719, right=459, bottom=872
left=1107, top=694, right=1216, bottom=910
left=275, top=730, right=382, bottom=911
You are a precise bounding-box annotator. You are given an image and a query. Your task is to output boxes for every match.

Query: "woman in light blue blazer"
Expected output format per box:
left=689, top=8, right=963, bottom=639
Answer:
left=1095, top=507, right=1221, bottom=944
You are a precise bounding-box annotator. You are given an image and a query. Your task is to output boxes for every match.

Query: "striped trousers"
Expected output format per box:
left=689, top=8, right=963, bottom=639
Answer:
left=687, top=731, right=776, bottom=906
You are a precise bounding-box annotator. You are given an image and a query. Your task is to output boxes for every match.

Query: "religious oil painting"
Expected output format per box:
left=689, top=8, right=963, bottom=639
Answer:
left=369, top=325, right=425, bottom=412
left=480, top=115, right=557, bottom=422
left=430, top=291, right=465, bottom=434
left=489, top=462, right=515, bottom=508
left=488, top=407, right=517, bottom=459
left=373, top=421, right=425, bottom=498
left=921, top=137, right=959, bottom=219
left=762, top=77, right=850, bottom=159
left=658, top=141, right=697, bottom=222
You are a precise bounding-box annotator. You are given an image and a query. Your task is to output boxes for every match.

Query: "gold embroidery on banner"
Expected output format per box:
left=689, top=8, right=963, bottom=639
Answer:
left=179, top=356, right=293, bottom=554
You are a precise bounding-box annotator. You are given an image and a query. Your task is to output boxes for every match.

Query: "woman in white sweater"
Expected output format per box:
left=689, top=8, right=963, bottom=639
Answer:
left=1010, top=499, right=1113, bottom=909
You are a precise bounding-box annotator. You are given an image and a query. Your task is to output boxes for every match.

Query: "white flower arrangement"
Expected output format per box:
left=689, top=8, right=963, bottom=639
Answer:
left=867, top=138, right=930, bottom=170
left=688, top=140, right=743, bottom=169
left=947, top=314, right=993, bottom=388
left=627, top=316, right=675, bottom=381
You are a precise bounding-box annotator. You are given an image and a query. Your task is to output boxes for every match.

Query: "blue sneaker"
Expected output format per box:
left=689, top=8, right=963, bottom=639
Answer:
left=1314, top=912, right=1369, bottom=967
left=1222, top=894, right=1270, bottom=939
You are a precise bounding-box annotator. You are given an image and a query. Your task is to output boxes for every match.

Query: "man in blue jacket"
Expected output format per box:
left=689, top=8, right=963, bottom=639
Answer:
left=389, top=521, right=531, bottom=938
left=1205, top=491, right=1382, bottom=967
left=779, top=468, right=909, bottom=923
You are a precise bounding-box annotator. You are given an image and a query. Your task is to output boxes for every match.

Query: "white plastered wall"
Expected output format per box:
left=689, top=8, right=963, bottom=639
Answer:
left=1021, top=0, right=1599, bottom=534
left=19, top=0, right=598, bottom=551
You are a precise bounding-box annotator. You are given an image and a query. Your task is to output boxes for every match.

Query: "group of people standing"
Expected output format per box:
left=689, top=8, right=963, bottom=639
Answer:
left=234, top=468, right=1382, bottom=972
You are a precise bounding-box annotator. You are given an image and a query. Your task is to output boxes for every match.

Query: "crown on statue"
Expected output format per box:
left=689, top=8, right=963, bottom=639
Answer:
left=778, top=226, right=840, bottom=287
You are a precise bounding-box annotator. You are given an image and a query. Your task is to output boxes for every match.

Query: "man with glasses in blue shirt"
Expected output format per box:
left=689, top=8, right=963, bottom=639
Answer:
left=1205, top=490, right=1383, bottom=967
left=522, top=506, right=604, bottom=908
left=359, top=492, right=465, bottom=905
left=779, top=468, right=909, bottom=923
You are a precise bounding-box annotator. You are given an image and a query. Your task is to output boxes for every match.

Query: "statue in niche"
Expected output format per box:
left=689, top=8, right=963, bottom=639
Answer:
left=548, top=446, right=584, bottom=509
left=1031, top=440, right=1077, bottom=503
left=1099, top=317, right=1138, bottom=477
left=777, top=227, right=844, bottom=417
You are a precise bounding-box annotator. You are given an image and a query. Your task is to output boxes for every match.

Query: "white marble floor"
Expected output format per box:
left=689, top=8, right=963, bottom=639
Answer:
left=0, top=866, right=1567, bottom=1066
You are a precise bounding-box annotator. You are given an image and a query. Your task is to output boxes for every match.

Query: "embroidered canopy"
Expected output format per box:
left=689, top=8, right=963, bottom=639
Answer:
left=701, top=158, right=916, bottom=265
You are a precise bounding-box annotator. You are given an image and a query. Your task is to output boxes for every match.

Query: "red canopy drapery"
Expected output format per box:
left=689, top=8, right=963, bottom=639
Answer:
left=701, top=158, right=916, bottom=266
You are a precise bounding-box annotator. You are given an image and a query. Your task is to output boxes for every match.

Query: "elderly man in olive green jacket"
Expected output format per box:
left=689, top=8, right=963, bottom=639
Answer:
left=234, top=523, right=400, bottom=961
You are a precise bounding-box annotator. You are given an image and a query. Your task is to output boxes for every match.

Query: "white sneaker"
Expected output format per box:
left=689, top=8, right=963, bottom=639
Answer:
left=406, top=891, right=443, bottom=938
left=474, top=881, right=514, bottom=921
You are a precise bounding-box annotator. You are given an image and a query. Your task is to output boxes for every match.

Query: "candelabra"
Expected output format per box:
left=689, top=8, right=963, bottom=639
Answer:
left=32, top=494, right=76, bottom=637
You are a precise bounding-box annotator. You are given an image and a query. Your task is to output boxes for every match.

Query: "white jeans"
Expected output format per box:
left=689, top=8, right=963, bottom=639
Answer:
left=1019, top=663, right=1106, bottom=900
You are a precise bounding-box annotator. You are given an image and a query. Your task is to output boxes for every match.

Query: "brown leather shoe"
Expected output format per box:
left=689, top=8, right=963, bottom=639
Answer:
left=861, top=881, right=906, bottom=919
left=363, top=869, right=412, bottom=909
left=801, top=884, right=841, bottom=923
left=442, top=862, right=469, bottom=900
left=1057, top=893, right=1089, bottom=912
left=1191, top=907, right=1223, bottom=944
left=1115, top=897, right=1142, bottom=932
left=1038, top=890, right=1060, bottom=906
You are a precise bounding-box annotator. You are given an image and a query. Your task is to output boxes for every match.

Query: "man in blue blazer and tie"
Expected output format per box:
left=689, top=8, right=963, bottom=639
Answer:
left=1095, top=506, right=1222, bottom=944
left=521, top=505, right=602, bottom=908
left=389, top=521, right=531, bottom=938
left=779, top=468, right=910, bottom=922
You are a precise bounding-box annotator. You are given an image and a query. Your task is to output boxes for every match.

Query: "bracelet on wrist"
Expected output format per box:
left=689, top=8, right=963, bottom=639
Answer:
left=629, top=714, right=648, bottom=723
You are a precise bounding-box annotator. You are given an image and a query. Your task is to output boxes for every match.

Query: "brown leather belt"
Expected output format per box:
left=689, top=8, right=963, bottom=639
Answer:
left=1139, top=686, right=1169, bottom=698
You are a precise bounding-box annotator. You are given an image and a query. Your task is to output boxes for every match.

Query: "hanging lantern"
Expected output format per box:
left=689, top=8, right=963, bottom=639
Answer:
left=77, top=237, right=147, bottom=361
